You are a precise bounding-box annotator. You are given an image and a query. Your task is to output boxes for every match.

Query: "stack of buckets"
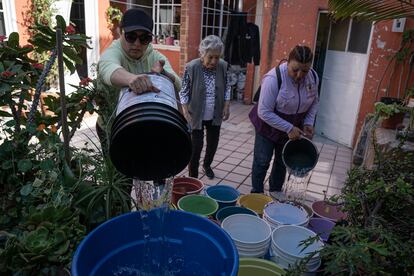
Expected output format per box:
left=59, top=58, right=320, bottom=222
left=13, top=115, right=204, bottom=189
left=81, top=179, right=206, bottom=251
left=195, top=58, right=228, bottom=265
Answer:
left=270, top=225, right=323, bottom=272
left=170, top=178, right=342, bottom=275
left=222, top=214, right=272, bottom=258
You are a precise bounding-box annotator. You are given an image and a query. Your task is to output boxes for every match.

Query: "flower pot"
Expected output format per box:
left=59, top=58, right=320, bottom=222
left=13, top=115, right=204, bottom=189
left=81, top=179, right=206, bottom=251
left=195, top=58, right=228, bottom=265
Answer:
left=165, top=36, right=174, bottom=45
left=381, top=113, right=404, bottom=129
left=380, top=97, right=402, bottom=105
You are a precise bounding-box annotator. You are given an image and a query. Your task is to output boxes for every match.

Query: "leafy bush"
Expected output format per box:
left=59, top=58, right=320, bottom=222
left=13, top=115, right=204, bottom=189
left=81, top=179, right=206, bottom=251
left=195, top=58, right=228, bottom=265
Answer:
left=288, top=145, right=414, bottom=275
left=0, top=15, right=134, bottom=275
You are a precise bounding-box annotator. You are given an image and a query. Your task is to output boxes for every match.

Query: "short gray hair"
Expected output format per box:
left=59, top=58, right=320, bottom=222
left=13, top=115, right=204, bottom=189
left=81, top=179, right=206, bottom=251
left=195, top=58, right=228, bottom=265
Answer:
left=199, top=35, right=224, bottom=57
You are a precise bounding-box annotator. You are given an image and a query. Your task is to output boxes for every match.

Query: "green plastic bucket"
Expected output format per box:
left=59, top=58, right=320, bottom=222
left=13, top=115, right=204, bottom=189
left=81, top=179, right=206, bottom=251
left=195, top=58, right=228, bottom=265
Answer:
left=178, top=194, right=219, bottom=217
left=238, top=258, right=285, bottom=276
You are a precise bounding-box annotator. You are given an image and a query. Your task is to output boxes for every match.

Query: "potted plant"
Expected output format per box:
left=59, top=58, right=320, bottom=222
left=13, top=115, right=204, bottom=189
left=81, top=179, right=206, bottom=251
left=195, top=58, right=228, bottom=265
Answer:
left=374, top=101, right=405, bottom=129
left=106, top=6, right=123, bottom=39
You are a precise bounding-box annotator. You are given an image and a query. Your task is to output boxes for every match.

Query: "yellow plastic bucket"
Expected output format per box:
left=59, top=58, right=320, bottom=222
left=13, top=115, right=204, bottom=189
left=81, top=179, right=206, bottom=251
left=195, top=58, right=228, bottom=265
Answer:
left=238, top=258, right=285, bottom=276
left=238, top=194, right=273, bottom=216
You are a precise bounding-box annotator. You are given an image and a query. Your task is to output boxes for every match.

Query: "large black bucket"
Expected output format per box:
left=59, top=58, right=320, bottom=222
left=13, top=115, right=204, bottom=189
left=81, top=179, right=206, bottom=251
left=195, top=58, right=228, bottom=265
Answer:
left=109, top=74, right=191, bottom=180
left=282, top=137, right=319, bottom=177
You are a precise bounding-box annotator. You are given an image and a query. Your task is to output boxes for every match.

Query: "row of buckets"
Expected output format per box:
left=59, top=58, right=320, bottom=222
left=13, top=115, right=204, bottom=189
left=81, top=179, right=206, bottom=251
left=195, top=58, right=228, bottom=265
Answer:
left=72, top=177, right=347, bottom=275
left=171, top=177, right=347, bottom=274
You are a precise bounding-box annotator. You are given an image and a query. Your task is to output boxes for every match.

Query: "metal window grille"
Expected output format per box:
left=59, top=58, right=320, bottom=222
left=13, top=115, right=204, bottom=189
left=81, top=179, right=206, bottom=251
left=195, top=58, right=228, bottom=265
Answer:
left=125, top=0, right=181, bottom=40
left=201, top=0, right=238, bottom=39
left=0, top=0, right=6, bottom=36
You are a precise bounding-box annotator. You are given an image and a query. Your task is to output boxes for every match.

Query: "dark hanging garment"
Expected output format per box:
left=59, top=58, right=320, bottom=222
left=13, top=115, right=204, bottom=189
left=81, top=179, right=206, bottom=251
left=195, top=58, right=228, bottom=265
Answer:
left=246, top=22, right=261, bottom=65
left=224, top=12, right=248, bottom=67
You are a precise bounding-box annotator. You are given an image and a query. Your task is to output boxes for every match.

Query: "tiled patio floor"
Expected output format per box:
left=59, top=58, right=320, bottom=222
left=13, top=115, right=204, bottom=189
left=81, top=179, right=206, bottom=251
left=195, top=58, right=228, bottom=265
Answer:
left=73, top=101, right=352, bottom=205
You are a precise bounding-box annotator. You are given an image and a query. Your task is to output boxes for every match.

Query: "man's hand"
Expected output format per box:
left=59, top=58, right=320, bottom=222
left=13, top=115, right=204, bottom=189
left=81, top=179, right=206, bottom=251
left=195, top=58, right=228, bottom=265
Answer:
left=303, top=125, right=314, bottom=139
left=152, top=59, right=176, bottom=83
left=128, top=74, right=160, bottom=94
left=151, top=60, right=165, bottom=74
left=288, top=126, right=304, bottom=140
left=181, top=104, right=192, bottom=125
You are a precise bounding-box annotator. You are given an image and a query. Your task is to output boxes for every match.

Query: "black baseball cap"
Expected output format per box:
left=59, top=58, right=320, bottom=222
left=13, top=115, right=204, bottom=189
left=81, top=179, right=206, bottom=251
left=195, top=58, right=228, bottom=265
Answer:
left=120, top=9, right=153, bottom=34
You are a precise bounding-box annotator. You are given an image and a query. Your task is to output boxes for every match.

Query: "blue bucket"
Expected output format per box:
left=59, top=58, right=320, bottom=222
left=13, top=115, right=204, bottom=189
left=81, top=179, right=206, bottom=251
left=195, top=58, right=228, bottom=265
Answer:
left=72, top=209, right=238, bottom=275
left=206, top=185, right=240, bottom=210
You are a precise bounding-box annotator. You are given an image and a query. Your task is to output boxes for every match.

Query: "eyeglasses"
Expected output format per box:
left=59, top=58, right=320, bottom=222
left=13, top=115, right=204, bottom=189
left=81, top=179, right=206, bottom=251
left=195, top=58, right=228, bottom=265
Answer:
left=124, top=32, right=152, bottom=45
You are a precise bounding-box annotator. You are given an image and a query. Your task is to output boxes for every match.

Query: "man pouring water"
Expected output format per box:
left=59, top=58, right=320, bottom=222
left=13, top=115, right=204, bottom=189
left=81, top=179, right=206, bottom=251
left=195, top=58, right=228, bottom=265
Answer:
left=96, top=8, right=181, bottom=152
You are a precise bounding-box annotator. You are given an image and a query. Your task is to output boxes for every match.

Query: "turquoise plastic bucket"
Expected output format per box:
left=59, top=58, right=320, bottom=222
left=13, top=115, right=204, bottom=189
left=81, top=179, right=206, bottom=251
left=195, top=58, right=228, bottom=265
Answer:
left=72, top=209, right=238, bottom=275
left=206, top=184, right=240, bottom=210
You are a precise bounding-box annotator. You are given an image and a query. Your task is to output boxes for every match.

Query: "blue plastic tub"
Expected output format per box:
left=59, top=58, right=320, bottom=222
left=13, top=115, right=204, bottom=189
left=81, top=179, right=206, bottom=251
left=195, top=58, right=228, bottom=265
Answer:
left=72, top=209, right=238, bottom=275
left=206, top=185, right=240, bottom=210
left=215, top=206, right=258, bottom=222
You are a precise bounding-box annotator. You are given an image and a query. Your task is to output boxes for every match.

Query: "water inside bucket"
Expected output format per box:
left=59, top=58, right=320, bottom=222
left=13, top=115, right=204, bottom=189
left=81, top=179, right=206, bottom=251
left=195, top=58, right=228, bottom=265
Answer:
left=112, top=259, right=212, bottom=276
left=285, top=154, right=314, bottom=172
left=72, top=210, right=238, bottom=275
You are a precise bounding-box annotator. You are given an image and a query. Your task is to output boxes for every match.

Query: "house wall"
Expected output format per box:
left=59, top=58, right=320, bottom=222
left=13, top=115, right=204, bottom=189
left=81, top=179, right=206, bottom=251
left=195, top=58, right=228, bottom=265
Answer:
left=179, top=0, right=202, bottom=75
left=157, top=48, right=181, bottom=75
left=354, top=19, right=414, bottom=145
left=98, top=0, right=114, bottom=53
left=14, top=0, right=30, bottom=44
left=243, top=0, right=328, bottom=104
left=259, top=0, right=327, bottom=77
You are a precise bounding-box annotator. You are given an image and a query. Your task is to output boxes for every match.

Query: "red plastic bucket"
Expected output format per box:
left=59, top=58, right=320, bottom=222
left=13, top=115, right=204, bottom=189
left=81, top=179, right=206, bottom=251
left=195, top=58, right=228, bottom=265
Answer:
left=311, top=200, right=347, bottom=222
left=171, top=177, right=204, bottom=206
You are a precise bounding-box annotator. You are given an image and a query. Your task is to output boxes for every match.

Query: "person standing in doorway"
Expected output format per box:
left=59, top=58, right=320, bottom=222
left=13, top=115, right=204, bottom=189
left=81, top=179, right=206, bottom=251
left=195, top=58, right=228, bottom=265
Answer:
left=249, top=45, right=319, bottom=200
left=180, top=35, right=231, bottom=179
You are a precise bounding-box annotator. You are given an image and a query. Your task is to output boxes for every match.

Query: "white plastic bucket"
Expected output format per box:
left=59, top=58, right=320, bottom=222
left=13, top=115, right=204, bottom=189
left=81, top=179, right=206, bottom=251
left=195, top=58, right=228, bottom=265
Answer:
left=270, top=225, right=323, bottom=271
left=116, top=74, right=178, bottom=115
left=222, top=214, right=271, bottom=258
left=263, top=201, right=310, bottom=228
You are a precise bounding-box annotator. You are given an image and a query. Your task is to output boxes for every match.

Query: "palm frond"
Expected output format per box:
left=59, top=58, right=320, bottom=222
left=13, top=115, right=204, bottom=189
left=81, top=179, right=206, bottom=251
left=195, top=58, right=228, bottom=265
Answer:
left=328, top=0, right=414, bottom=21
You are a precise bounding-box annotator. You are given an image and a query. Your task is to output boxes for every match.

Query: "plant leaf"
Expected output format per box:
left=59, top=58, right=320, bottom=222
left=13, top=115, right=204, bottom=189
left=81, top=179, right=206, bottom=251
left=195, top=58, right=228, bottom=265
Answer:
left=20, top=183, right=33, bottom=196
left=18, top=159, right=32, bottom=172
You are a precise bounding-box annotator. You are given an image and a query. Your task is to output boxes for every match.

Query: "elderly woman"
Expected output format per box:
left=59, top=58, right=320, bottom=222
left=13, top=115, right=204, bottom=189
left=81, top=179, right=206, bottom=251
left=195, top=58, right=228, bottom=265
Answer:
left=180, top=35, right=231, bottom=179
left=249, top=45, right=319, bottom=200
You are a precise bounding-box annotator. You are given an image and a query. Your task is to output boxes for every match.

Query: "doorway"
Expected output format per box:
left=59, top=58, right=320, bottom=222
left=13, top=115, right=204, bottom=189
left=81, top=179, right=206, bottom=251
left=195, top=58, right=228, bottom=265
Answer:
left=70, top=0, right=87, bottom=78
left=313, top=15, right=373, bottom=147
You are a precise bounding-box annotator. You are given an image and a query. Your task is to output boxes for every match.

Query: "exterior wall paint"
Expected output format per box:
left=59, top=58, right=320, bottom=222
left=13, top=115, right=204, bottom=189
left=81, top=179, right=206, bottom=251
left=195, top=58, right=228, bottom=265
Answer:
left=354, top=19, right=414, bottom=145
left=260, top=0, right=327, bottom=77
left=98, top=0, right=114, bottom=54
left=179, top=0, right=202, bottom=75
left=157, top=48, right=180, bottom=75
left=14, top=0, right=31, bottom=44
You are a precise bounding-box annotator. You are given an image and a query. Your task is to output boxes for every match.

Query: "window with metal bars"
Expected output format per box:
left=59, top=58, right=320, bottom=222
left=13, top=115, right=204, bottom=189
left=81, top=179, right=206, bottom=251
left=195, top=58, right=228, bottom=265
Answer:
left=0, top=0, right=6, bottom=36
left=125, top=0, right=181, bottom=42
left=201, top=0, right=239, bottom=39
